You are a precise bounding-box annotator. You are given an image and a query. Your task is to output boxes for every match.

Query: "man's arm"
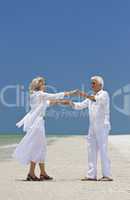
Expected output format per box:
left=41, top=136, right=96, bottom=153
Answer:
left=103, top=93, right=111, bottom=129
left=79, top=91, right=96, bottom=101
left=70, top=99, right=89, bottom=110
left=95, top=91, right=111, bottom=130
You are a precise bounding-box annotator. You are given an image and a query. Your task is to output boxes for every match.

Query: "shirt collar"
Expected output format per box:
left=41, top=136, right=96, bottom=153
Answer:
left=95, top=89, right=103, bottom=96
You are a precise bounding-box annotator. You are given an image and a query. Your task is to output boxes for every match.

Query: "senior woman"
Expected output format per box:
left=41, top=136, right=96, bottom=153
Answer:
left=13, top=77, right=77, bottom=181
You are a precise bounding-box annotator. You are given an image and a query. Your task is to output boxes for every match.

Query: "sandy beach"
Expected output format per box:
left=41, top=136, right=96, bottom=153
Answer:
left=0, top=135, right=130, bottom=200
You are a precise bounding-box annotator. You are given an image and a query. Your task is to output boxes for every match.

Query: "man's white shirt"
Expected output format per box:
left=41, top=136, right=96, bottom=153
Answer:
left=73, top=90, right=111, bottom=131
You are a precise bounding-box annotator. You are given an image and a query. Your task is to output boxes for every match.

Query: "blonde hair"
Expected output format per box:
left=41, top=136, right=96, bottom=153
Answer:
left=29, top=77, right=45, bottom=94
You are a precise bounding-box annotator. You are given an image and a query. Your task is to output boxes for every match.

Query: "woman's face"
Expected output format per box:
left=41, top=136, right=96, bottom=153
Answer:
left=39, top=80, right=46, bottom=92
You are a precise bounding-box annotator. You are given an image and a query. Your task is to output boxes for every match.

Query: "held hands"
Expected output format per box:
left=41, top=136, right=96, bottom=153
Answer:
left=78, top=91, right=88, bottom=98
left=64, top=89, right=80, bottom=96
left=64, top=89, right=88, bottom=98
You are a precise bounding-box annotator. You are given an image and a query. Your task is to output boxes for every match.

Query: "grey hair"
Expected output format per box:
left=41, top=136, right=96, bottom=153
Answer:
left=91, top=76, right=104, bottom=88
left=29, top=77, right=45, bottom=94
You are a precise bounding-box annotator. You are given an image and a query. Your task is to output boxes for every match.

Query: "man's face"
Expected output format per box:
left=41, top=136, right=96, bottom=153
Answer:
left=91, top=79, right=102, bottom=92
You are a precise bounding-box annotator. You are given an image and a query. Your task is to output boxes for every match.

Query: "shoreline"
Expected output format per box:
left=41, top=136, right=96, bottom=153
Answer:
left=0, top=134, right=130, bottom=161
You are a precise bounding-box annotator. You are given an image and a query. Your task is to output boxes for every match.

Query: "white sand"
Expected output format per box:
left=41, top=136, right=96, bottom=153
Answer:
left=0, top=135, right=130, bottom=200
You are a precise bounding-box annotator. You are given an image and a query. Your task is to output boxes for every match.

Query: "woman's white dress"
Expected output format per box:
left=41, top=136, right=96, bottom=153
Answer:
left=12, top=91, right=65, bottom=165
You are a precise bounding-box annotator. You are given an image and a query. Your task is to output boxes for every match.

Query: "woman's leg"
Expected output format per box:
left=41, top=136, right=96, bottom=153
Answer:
left=39, top=162, right=53, bottom=180
left=26, top=161, right=40, bottom=181
left=39, top=162, right=46, bottom=175
left=29, top=161, right=36, bottom=177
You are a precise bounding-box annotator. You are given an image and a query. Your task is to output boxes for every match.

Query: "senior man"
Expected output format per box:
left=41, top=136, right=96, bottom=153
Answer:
left=71, top=76, right=113, bottom=181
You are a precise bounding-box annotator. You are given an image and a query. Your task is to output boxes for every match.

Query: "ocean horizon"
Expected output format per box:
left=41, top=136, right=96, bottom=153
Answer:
left=0, top=132, right=129, bottom=146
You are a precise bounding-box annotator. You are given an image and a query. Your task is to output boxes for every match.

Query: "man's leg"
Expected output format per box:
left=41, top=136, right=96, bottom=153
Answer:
left=87, top=135, right=98, bottom=179
left=98, top=129, right=111, bottom=178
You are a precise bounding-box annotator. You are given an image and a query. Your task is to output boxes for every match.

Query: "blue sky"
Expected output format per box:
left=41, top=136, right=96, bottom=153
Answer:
left=0, top=0, right=130, bottom=134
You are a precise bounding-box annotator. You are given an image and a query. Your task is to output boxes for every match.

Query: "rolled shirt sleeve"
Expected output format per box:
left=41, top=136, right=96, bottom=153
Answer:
left=72, top=99, right=89, bottom=110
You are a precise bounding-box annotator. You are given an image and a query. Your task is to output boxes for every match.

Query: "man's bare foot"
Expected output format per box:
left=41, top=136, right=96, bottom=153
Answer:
left=98, top=177, right=113, bottom=181
left=81, top=177, right=97, bottom=181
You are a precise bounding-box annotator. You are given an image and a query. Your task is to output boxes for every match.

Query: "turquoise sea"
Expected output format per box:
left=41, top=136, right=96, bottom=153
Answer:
left=0, top=133, right=76, bottom=161
left=0, top=134, right=22, bottom=161
left=0, top=132, right=129, bottom=162
left=0, top=132, right=127, bottom=146
left=0, top=134, right=54, bottom=162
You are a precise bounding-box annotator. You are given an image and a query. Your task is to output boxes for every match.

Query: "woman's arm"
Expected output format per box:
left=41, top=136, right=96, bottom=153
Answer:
left=49, top=99, right=72, bottom=106
left=40, top=90, right=79, bottom=100
left=64, top=89, right=79, bottom=97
